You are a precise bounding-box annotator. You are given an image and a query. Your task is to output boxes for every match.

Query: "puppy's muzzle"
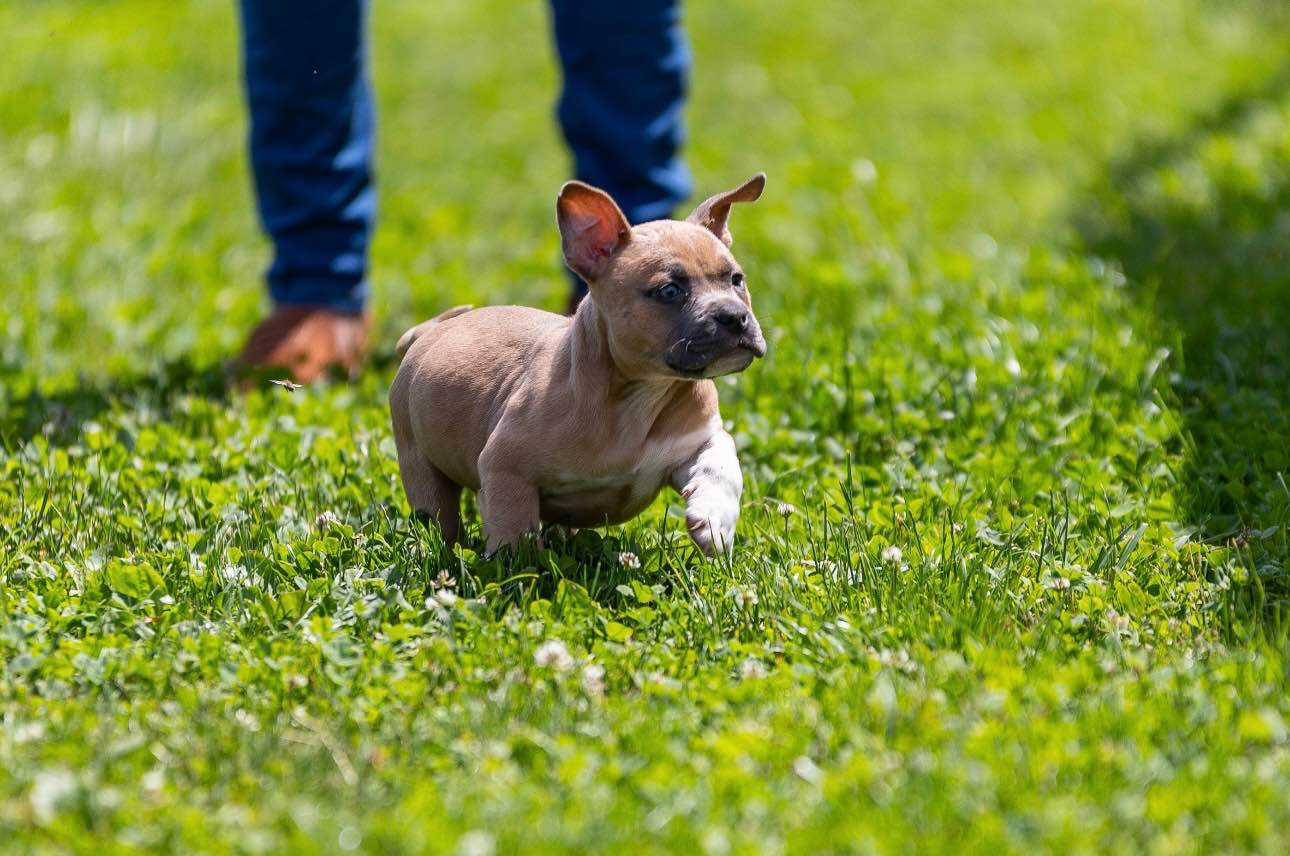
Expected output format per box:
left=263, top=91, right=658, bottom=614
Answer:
left=665, top=305, right=767, bottom=375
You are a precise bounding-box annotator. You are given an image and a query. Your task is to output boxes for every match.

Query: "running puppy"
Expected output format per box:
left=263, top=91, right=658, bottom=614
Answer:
left=389, top=174, right=767, bottom=554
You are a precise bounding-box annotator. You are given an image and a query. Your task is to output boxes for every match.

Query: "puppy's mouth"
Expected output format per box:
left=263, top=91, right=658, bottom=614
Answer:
left=736, top=333, right=768, bottom=359
left=664, top=330, right=767, bottom=378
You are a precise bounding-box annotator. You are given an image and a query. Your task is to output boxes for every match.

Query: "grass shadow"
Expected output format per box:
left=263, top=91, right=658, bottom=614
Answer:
left=460, top=527, right=678, bottom=609
left=0, top=343, right=414, bottom=452
left=1074, top=61, right=1290, bottom=626
left=0, top=358, right=231, bottom=449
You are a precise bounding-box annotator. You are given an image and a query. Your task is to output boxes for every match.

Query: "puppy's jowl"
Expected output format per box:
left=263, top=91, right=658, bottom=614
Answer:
left=389, top=174, right=768, bottom=555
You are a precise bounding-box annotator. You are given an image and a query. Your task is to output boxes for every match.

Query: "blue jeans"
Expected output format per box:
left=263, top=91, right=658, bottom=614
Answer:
left=238, top=0, right=691, bottom=313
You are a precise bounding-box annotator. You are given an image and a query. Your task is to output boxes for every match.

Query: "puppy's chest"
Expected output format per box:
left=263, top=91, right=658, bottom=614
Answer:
left=538, top=423, right=714, bottom=521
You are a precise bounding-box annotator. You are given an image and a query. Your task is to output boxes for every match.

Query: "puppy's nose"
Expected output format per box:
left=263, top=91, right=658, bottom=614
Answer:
left=714, top=306, right=750, bottom=333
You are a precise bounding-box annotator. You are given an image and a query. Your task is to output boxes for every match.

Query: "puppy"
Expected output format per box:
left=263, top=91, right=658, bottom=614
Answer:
left=389, top=174, right=767, bottom=555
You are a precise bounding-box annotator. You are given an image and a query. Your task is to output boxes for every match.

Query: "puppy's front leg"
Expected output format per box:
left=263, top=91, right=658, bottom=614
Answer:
left=478, top=465, right=541, bottom=555
left=672, top=430, right=743, bottom=555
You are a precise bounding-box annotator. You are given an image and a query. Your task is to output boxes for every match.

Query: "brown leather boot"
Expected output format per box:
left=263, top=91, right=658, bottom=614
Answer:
left=234, top=305, right=370, bottom=385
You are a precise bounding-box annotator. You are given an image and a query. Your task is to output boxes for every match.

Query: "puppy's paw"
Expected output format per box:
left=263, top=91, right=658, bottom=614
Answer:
left=675, top=430, right=744, bottom=557
left=685, top=502, right=738, bottom=556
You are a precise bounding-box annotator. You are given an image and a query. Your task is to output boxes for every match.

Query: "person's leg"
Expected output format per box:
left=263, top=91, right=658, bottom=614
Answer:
left=550, top=0, right=692, bottom=306
left=235, top=0, right=375, bottom=380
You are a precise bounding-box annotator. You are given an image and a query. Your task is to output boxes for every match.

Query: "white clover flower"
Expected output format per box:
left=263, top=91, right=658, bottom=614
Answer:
left=534, top=639, right=574, bottom=672
left=850, top=158, right=877, bottom=184
left=871, top=647, right=918, bottom=674
left=220, top=564, right=262, bottom=588
left=141, top=767, right=165, bottom=794
left=581, top=664, right=606, bottom=698
left=1106, top=608, right=1130, bottom=631
left=881, top=545, right=903, bottom=565
left=456, top=830, right=497, bottom=856
left=433, top=589, right=458, bottom=608
left=793, top=755, right=823, bottom=784
left=13, top=722, right=44, bottom=743
left=730, top=587, right=759, bottom=609
left=739, top=657, right=767, bottom=680
left=435, top=570, right=457, bottom=590
left=1047, top=576, right=1072, bottom=591
left=647, top=671, right=681, bottom=690
left=618, top=551, right=641, bottom=570
left=29, top=768, right=77, bottom=825
left=315, top=510, right=341, bottom=530
left=776, top=502, right=794, bottom=518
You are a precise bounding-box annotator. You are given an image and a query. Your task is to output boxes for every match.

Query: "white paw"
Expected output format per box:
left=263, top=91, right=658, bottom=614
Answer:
left=685, top=498, right=739, bottom=555
left=674, top=430, right=743, bottom=556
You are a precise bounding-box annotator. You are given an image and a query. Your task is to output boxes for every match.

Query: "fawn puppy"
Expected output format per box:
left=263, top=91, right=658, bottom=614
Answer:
left=389, top=174, right=767, bottom=554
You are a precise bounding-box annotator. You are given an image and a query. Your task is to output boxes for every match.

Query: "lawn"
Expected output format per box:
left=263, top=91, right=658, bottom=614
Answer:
left=3, top=0, right=1290, bottom=852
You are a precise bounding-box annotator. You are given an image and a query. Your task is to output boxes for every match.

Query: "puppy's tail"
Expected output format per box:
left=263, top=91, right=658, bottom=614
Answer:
left=395, top=305, right=474, bottom=359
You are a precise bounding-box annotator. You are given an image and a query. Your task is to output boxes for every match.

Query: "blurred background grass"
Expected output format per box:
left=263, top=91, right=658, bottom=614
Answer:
left=2, top=0, right=1286, bottom=379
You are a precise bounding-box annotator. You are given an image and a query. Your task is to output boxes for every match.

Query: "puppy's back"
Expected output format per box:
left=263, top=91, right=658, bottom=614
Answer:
left=397, top=306, right=567, bottom=368
left=390, top=306, right=571, bottom=488
left=394, top=304, right=475, bottom=358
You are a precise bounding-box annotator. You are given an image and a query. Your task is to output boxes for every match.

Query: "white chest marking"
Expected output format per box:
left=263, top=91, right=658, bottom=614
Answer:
left=548, top=417, right=720, bottom=501
left=631, top=421, right=717, bottom=493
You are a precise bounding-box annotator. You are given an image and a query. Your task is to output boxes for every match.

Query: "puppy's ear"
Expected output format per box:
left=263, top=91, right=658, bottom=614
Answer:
left=557, top=181, right=632, bottom=282
left=686, top=173, right=766, bottom=246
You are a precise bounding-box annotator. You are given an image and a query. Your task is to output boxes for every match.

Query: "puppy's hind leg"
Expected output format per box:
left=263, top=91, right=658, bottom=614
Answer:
left=390, top=370, right=462, bottom=545
left=397, top=452, right=463, bottom=546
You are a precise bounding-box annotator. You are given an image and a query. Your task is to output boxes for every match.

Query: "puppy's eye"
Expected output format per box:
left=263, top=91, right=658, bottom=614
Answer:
left=731, top=272, right=745, bottom=289
left=651, top=282, right=686, bottom=303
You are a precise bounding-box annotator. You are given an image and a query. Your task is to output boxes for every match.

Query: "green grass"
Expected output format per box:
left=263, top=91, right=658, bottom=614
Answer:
left=3, top=0, right=1290, bottom=852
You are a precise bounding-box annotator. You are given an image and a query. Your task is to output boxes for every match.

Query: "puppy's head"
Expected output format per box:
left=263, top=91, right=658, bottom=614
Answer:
left=557, top=174, right=768, bottom=380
